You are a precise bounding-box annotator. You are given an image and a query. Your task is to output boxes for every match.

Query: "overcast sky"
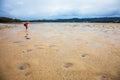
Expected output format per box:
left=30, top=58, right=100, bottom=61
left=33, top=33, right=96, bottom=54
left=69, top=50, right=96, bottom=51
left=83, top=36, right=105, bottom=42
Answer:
left=0, top=0, right=120, bottom=20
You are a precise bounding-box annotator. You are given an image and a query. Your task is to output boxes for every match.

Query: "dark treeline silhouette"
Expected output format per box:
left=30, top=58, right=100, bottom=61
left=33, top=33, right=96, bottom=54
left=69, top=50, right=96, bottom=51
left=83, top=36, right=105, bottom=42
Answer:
left=0, top=17, right=120, bottom=23
left=0, top=17, right=21, bottom=23
left=28, top=17, right=120, bottom=23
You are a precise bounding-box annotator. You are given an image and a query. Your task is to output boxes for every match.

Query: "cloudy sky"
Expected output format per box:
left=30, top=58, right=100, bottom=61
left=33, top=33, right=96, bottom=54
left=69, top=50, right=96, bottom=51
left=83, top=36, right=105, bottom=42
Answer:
left=0, top=0, right=120, bottom=20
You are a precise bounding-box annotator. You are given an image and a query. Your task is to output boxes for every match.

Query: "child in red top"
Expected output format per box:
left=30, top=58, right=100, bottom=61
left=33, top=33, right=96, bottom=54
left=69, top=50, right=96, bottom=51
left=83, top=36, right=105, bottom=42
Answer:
left=24, top=21, right=29, bottom=31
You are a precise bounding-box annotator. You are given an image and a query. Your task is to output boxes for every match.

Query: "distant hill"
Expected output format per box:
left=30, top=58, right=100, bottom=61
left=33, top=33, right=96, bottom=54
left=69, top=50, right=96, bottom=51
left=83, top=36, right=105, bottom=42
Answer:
left=29, top=17, right=120, bottom=23
left=0, top=17, right=21, bottom=23
left=0, top=17, right=120, bottom=23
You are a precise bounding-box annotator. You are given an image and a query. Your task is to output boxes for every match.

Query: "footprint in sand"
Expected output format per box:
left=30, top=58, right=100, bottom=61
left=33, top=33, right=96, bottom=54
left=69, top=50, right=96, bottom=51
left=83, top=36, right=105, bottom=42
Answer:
left=20, top=44, right=26, bottom=46
left=25, top=72, right=32, bottom=76
left=34, top=45, right=39, bottom=47
left=37, top=47, right=44, bottom=49
left=22, top=49, right=33, bottom=53
left=64, top=63, right=73, bottom=68
left=80, top=54, right=88, bottom=58
left=27, top=49, right=33, bottom=52
left=98, top=74, right=108, bottom=80
left=25, top=36, right=30, bottom=39
left=34, top=45, right=44, bottom=49
left=72, top=24, right=78, bottom=27
left=49, top=45, right=56, bottom=48
left=13, top=41, right=23, bottom=43
left=18, top=63, right=30, bottom=70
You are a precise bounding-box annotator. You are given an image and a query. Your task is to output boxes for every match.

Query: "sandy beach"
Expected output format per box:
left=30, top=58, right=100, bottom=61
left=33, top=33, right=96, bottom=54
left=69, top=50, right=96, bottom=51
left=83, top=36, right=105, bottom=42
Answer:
left=0, top=23, right=120, bottom=80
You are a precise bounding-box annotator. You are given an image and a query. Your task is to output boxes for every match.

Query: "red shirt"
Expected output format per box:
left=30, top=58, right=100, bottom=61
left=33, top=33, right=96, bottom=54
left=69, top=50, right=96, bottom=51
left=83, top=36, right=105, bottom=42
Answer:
left=25, top=22, right=29, bottom=27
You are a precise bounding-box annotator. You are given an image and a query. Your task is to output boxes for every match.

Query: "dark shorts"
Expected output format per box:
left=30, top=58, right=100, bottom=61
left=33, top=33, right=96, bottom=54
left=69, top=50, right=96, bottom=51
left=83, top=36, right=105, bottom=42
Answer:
left=24, top=24, right=28, bottom=29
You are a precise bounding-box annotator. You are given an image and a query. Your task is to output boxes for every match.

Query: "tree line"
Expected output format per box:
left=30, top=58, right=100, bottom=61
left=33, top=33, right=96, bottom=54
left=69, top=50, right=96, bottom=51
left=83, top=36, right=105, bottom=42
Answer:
left=0, top=17, right=120, bottom=23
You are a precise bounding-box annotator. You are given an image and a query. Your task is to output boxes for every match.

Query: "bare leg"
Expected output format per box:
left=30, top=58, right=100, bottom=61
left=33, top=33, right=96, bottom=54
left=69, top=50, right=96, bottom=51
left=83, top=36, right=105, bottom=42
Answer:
left=26, top=26, right=28, bottom=32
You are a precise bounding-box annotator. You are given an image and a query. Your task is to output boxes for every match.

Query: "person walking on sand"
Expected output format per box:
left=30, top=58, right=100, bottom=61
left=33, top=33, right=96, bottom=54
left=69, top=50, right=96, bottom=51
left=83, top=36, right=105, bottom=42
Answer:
left=24, top=21, right=29, bottom=32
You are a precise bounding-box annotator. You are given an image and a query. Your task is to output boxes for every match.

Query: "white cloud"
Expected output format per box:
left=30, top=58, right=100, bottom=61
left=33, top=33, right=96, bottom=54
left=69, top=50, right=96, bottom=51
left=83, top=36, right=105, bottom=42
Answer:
left=0, top=0, right=120, bottom=19
left=16, top=1, right=24, bottom=5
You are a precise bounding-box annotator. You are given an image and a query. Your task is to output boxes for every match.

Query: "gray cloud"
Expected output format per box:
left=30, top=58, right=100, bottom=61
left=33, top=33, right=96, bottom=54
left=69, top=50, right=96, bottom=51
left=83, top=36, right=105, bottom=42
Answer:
left=0, top=0, right=120, bottom=19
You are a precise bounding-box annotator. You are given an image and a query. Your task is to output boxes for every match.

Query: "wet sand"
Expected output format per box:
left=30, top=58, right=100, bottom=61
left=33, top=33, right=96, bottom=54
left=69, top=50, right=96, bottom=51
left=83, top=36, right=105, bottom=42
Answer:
left=0, top=23, right=120, bottom=80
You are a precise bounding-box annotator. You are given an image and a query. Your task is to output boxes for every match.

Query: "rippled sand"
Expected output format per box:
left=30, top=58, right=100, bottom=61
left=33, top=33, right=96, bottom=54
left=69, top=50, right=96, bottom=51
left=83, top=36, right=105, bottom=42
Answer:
left=0, top=23, right=120, bottom=80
